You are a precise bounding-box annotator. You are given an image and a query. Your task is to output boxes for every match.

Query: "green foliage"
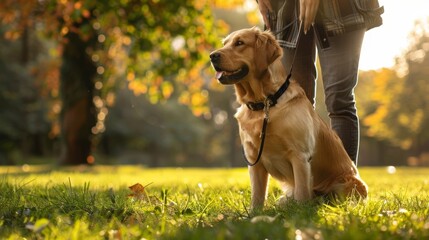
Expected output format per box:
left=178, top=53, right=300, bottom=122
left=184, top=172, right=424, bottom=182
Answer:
left=0, top=0, right=230, bottom=163
left=358, top=20, right=429, bottom=158
left=25, top=0, right=226, bottom=114
left=1, top=166, right=429, bottom=239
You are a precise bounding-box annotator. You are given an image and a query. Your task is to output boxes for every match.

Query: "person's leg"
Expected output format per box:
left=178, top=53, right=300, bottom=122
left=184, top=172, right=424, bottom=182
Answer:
left=317, top=29, right=365, bottom=164
left=281, top=30, right=317, bottom=105
left=268, top=0, right=317, bottom=103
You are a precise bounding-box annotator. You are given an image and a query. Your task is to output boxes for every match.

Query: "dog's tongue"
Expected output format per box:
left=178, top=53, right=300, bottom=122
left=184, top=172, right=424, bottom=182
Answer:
left=215, top=71, right=224, bottom=80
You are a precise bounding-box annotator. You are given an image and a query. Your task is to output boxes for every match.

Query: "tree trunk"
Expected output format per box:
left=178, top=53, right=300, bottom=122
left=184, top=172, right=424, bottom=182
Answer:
left=59, top=30, right=96, bottom=165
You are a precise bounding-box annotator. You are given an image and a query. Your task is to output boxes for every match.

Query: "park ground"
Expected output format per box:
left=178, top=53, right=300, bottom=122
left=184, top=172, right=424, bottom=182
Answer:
left=1, top=166, right=429, bottom=239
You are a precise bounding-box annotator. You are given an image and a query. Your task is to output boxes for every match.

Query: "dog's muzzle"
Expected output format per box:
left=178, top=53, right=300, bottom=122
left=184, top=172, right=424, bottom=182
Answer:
left=210, top=51, right=249, bottom=85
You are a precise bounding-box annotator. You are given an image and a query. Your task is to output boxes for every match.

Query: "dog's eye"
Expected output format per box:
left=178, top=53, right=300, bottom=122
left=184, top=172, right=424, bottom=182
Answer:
left=235, top=40, right=244, bottom=46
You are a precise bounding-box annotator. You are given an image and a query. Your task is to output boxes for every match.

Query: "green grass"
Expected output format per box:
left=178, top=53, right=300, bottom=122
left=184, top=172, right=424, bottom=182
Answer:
left=1, top=166, right=429, bottom=239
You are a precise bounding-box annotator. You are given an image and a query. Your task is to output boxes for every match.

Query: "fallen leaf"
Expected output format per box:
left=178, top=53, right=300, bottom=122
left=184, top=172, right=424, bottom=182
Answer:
left=128, top=182, right=153, bottom=201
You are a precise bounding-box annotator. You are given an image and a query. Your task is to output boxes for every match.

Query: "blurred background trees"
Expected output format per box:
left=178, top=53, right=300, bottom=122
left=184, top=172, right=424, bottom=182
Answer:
left=0, top=1, right=429, bottom=166
left=0, top=0, right=229, bottom=165
left=358, top=20, right=429, bottom=166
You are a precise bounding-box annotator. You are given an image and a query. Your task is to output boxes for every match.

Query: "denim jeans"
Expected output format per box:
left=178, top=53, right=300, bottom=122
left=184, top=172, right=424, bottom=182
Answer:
left=281, top=28, right=365, bottom=165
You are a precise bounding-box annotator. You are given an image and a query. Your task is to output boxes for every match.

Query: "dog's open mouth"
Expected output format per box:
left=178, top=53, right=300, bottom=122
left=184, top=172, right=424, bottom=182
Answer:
left=213, top=65, right=249, bottom=84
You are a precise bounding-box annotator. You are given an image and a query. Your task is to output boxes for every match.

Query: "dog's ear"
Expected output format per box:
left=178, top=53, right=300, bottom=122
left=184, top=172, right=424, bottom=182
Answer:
left=254, top=31, right=281, bottom=75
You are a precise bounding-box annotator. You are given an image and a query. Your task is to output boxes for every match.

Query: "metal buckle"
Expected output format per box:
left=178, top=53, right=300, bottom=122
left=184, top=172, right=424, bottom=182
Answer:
left=263, top=98, right=271, bottom=121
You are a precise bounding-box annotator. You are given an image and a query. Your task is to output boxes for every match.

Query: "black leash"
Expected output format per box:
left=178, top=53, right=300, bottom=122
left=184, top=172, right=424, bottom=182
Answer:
left=243, top=21, right=303, bottom=167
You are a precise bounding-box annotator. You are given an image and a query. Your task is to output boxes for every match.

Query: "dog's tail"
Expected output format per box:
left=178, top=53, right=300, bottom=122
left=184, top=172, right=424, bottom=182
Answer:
left=313, top=172, right=368, bottom=200
left=332, top=174, right=368, bottom=200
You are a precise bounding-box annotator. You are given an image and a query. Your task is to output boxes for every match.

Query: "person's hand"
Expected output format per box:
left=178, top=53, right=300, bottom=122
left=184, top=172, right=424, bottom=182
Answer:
left=299, top=0, right=320, bottom=34
left=257, top=0, right=273, bottom=29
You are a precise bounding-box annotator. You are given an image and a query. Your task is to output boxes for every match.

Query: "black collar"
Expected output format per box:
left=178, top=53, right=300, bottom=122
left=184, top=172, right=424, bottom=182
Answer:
left=245, top=72, right=291, bottom=111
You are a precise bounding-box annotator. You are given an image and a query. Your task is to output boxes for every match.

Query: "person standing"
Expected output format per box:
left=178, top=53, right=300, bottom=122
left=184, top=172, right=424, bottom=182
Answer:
left=257, top=0, right=383, bottom=165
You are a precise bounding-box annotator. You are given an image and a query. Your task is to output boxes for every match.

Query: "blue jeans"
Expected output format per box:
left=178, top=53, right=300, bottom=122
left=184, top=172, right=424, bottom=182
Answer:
left=281, top=29, right=365, bottom=164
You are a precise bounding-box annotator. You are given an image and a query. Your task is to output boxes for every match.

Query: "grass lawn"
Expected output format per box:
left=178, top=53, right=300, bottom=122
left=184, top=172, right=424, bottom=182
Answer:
left=1, top=165, right=429, bottom=239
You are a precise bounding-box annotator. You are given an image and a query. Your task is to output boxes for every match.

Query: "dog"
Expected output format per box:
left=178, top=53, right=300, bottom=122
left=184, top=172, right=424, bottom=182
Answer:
left=210, top=27, right=368, bottom=209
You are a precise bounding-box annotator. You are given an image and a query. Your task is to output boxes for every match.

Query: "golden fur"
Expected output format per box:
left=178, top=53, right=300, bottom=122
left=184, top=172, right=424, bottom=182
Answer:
left=211, top=27, right=368, bottom=209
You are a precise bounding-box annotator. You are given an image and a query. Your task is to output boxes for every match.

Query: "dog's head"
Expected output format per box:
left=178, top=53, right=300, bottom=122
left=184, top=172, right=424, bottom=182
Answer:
left=210, top=27, right=282, bottom=85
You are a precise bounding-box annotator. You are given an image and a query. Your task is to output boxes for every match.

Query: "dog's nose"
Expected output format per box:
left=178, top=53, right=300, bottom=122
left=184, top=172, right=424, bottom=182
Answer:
left=210, top=52, right=221, bottom=63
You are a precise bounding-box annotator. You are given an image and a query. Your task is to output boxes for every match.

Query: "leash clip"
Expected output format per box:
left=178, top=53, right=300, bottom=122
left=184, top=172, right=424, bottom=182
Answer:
left=263, top=97, right=272, bottom=121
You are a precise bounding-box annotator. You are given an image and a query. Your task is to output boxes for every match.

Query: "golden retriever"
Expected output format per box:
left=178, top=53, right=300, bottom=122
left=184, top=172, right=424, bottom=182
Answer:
left=210, top=27, right=368, bottom=209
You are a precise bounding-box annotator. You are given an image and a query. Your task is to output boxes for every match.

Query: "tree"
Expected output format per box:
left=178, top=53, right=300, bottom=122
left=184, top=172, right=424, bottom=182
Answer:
left=59, top=16, right=97, bottom=165
left=1, top=0, right=226, bottom=165
left=0, top=17, right=55, bottom=164
left=361, top=20, right=429, bottom=163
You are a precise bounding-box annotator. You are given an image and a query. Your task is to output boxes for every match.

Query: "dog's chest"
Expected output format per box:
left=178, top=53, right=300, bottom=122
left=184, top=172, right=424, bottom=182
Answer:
left=237, top=112, right=292, bottom=175
left=236, top=106, right=311, bottom=183
left=235, top=109, right=264, bottom=158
